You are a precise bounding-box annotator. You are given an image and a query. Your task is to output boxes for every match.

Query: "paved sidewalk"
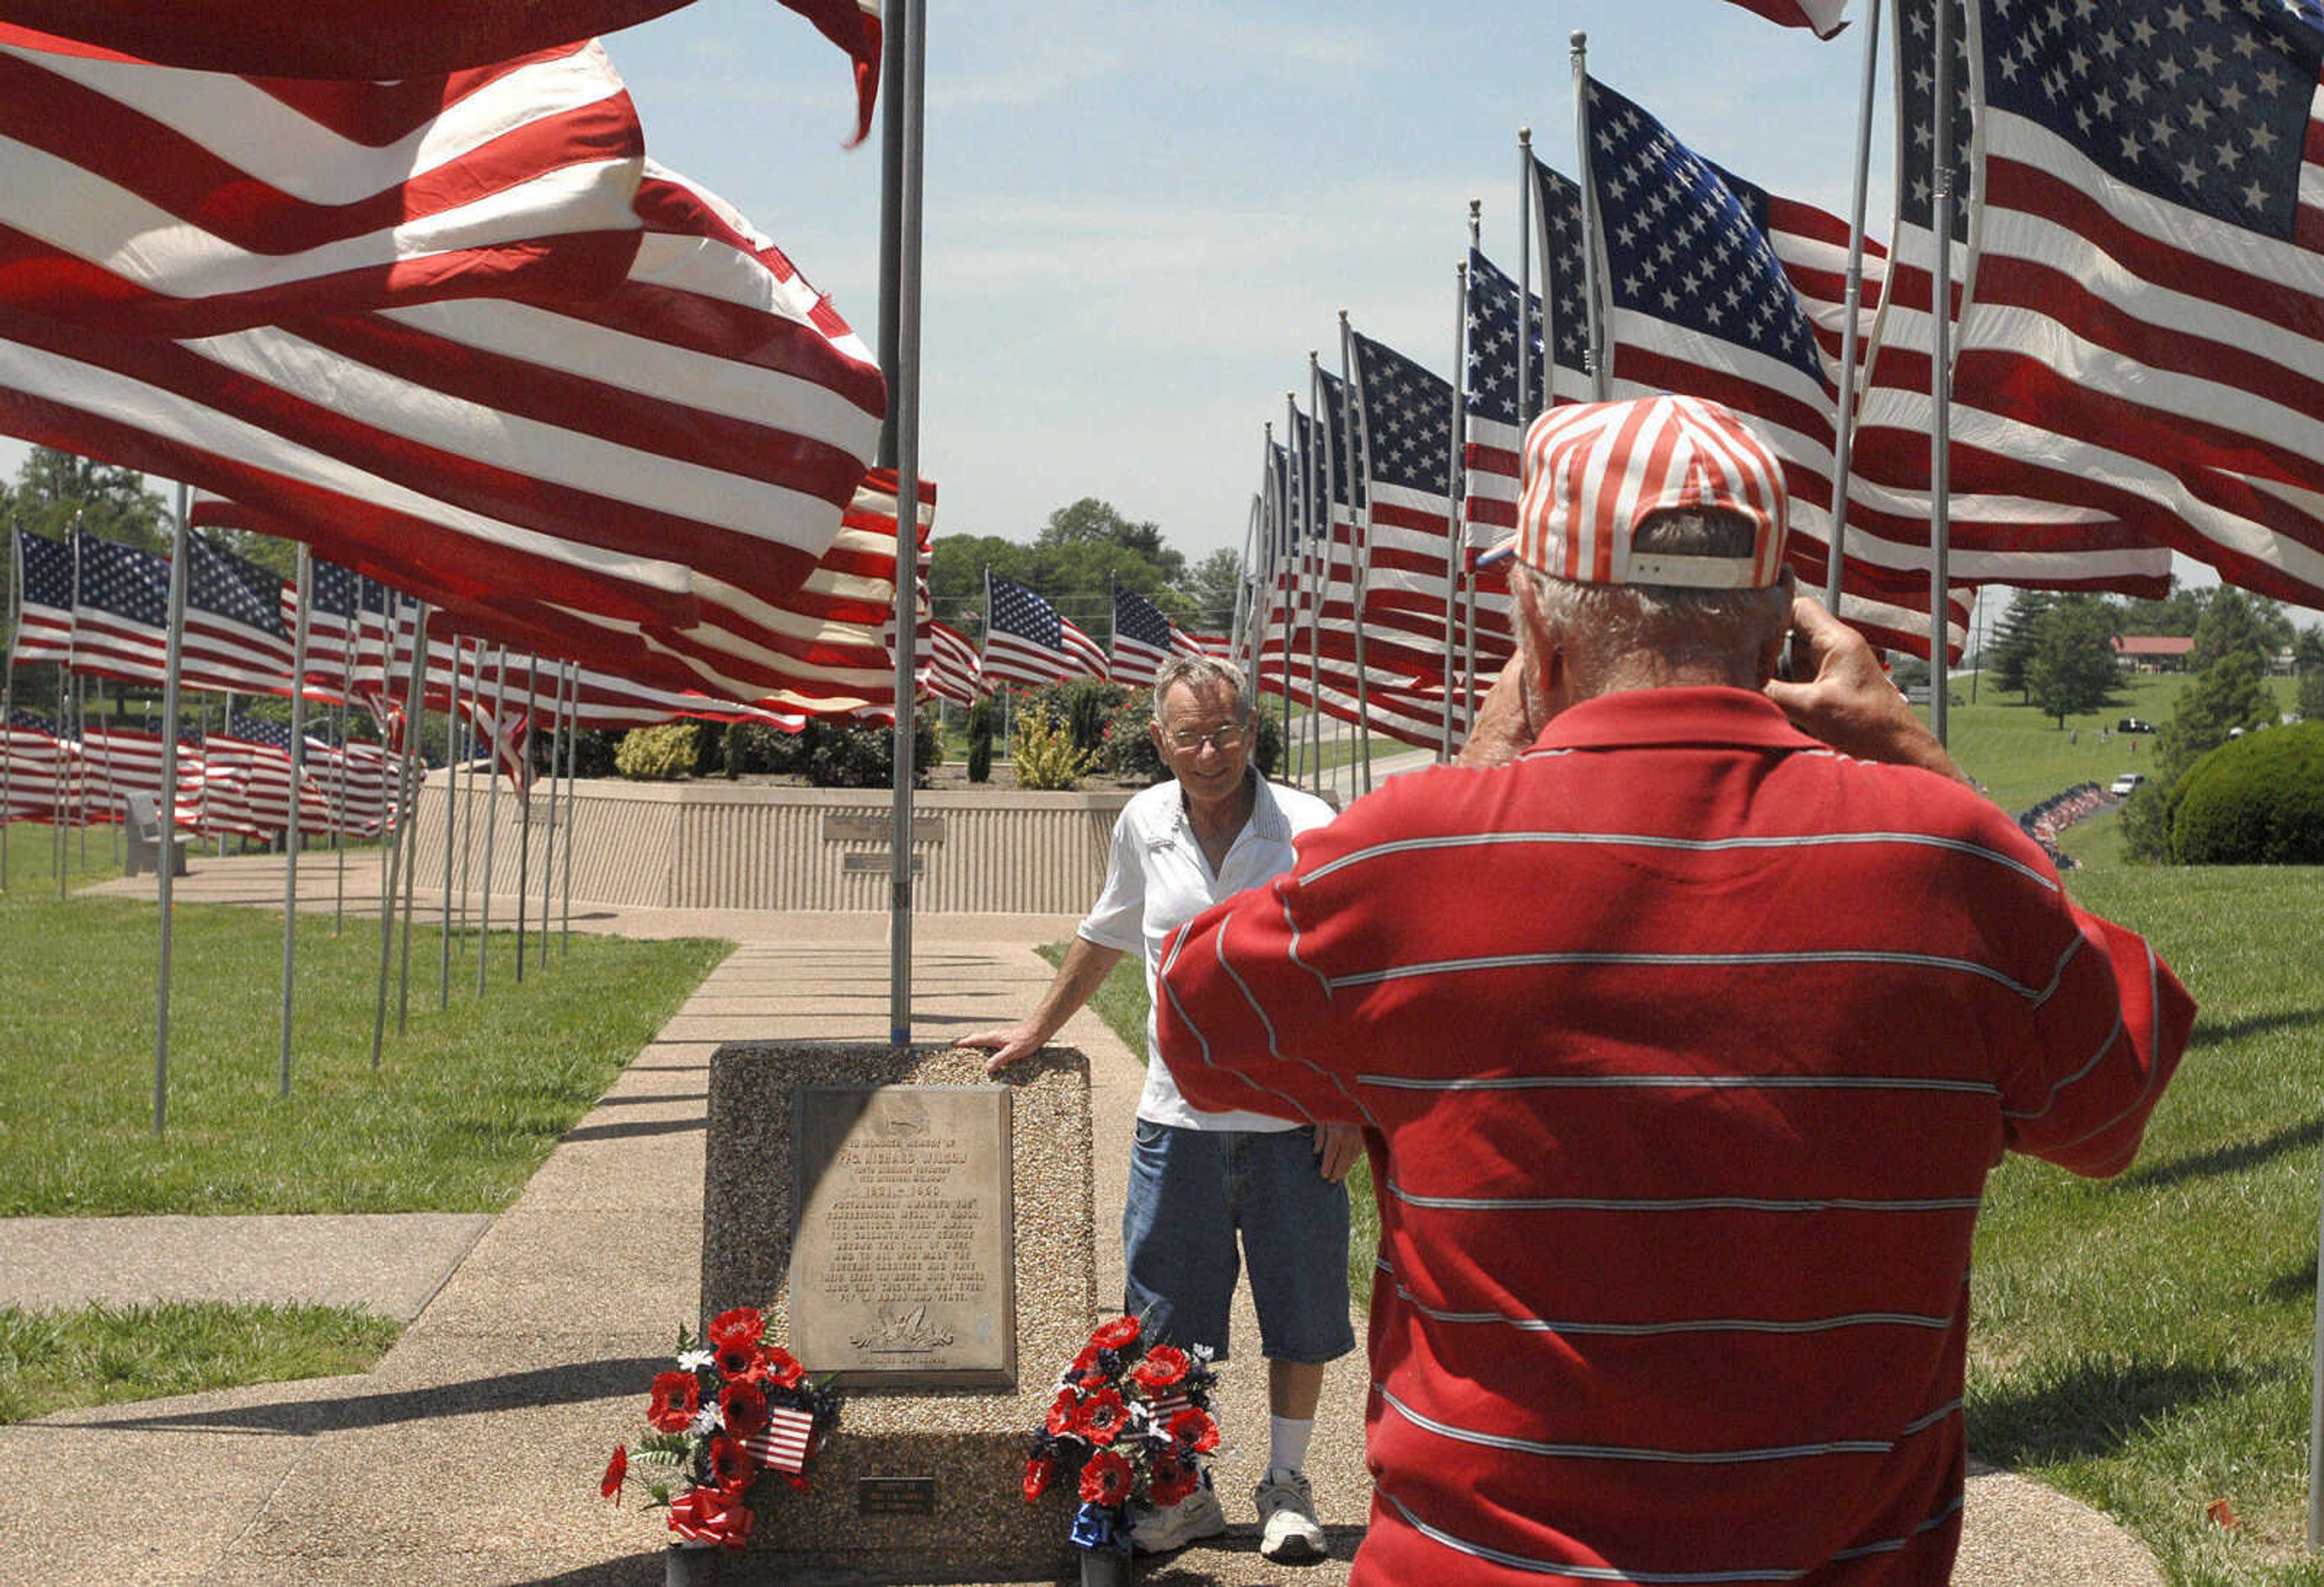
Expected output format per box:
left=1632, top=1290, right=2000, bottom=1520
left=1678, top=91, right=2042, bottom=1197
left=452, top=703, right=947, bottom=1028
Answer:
left=0, top=856, right=2162, bottom=1585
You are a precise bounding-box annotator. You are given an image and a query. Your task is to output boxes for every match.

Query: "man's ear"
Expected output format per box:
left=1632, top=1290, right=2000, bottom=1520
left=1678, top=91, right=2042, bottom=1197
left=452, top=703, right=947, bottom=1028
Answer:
left=1754, top=568, right=1800, bottom=687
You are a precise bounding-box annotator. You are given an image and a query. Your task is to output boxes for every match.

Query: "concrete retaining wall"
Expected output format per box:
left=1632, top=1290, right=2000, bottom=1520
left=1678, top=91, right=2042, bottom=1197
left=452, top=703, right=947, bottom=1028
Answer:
left=404, top=774, right=1132, bottom=915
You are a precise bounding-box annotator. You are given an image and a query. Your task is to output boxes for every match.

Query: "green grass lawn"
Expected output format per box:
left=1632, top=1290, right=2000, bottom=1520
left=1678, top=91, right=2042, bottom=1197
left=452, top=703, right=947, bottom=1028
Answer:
left=0, top=1301, right=402, bottom=1424
left=1044, top=767, right=2324, bottom=1582
left=0, top=822, right=729, bottom=1216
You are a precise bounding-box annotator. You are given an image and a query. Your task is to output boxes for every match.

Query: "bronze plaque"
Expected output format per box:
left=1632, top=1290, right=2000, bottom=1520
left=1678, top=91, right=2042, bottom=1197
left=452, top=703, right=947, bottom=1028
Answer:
left=822, top=813, right=946, bottom=843
left=839, top=851, right=925, bottom=875
left=855, top=1476, right=938, bottom=1516
left=790, top=1087, right=1015, bottom=1387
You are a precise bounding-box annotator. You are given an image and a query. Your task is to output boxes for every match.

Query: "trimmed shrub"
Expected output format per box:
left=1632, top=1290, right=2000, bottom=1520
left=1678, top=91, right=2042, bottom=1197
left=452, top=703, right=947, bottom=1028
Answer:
left=967, top=697, right=994, bottom=784
left=1012, top=706, right=1099, bottom=791
left=613, top=722, right=700, bottom=780
left=570, top=729, right=618, bottom=777
left=1100, top=690, right=1167, bottom=785
left=803, top=712, right=940, bottom=790
left=2169, top=722, right=2324, bottom=865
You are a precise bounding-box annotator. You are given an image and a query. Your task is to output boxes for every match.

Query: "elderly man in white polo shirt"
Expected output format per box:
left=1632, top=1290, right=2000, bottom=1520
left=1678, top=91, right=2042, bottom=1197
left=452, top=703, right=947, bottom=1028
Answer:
left=963, top=653, right=1357, bottom=1565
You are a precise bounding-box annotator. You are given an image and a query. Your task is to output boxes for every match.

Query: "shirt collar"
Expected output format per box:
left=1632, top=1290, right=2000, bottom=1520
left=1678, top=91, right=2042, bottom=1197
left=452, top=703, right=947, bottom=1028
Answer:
left=1166, top=767, right=1283, bottom=845
left=1530, top=686, right=1825, bottom=756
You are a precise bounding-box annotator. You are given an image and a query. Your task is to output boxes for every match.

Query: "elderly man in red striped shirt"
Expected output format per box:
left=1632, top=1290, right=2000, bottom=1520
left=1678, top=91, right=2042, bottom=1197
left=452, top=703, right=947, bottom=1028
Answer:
left=1152, top=393, right=2194, bottom=1586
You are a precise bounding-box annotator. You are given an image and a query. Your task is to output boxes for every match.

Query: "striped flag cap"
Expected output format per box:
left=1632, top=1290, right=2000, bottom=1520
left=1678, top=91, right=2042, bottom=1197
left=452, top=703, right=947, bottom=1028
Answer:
left=1509, top=394, right=1787, bottom=589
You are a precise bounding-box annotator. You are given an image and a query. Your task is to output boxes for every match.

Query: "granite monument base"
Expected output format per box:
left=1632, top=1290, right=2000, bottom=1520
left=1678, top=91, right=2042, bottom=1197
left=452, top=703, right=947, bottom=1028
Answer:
left=703, top=1041, right=1097, bottom=1585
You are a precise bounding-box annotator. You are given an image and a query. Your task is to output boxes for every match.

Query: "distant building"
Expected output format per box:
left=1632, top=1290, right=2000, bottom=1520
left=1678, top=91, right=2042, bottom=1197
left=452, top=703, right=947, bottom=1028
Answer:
left=2112, top=635, right=2194, bottom=673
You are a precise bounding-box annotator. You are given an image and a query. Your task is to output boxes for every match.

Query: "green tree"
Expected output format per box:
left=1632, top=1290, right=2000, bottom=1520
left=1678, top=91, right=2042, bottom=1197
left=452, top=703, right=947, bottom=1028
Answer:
left=927, top=534, right=1034, bottom=638
left=2296, top=627, right=2324, bottom=722
left=2187, top=585, right=2290, bottom=673
left=2, top=447, right=169, bottom=551
left=2124, top=646, right=2279, bottom=862
left=1027, top=499, right=1183, bottom=638
left=1988, top=590, right=2052, bottom=701
left=1175, top=548, right=1244, bottom=634
left=2027, top=597, right=2120, bottom=727
left=2113, top=581, right=2209, bottom=636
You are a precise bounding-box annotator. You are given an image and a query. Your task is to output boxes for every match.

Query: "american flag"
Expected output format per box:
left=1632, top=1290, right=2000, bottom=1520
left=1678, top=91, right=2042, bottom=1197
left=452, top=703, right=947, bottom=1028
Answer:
left=183, top=534, right=294, bottom=696
left=197, top=716, right=297, bottom=837
left=0, top=163, right=884, bottom=659
left=287, top=555, right=361, bottom=701
left=300, top=735, right=395, bottom=837
left=923, top=620, right=985, bottom=708
left=1348, top=327, right=1466, bottom=684
left=982, top=572, right=1106, bottom=689
left=1860, top=0, right=2324, bottom=608
left=68, top=533, right=170, bottom=684
left=79, top=722, right=206, bottom=828
left=10, top=528, right=73, bottom=666
left=1526, top=158, right=1600, bottom=410
left=1719, top=0, right=1852, bottom=38
left=465, top=693, right=533, bottom=793
left=1843, top=1, right=2184, bottom=599
left=1, top=710, right=82, bottom=823
left=1109, top=585, right=1183, bottom=690
left=0, top=4, right=878, bottom=134
left=742, top=1405, right=818, bottom=1476
left=0, top=33, right=645, bottom=336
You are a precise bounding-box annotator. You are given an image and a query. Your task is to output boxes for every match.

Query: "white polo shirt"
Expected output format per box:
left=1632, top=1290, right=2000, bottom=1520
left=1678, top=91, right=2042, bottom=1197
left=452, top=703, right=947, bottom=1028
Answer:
left=1078, top=772, right=1338, bottom=1131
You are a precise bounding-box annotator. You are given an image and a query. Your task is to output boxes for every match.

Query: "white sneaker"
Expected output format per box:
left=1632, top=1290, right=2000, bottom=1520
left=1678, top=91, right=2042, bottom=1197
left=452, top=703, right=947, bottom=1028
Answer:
left=1253, top=1469, right=1327, bottom=1563
left=1125, top=1483, right=1227, bottom=1554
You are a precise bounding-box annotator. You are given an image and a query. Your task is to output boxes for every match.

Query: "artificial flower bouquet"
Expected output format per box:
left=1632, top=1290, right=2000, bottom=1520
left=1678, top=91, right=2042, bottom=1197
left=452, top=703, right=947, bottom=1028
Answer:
left=1022, top=1314, right=1221, bottom=1556
left=600, top=1306, right=841, bottom=1551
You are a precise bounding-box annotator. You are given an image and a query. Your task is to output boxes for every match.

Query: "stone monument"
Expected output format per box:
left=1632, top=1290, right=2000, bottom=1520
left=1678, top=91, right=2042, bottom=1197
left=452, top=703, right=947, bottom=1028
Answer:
left=702, top=1041, right=1096, bottom=1585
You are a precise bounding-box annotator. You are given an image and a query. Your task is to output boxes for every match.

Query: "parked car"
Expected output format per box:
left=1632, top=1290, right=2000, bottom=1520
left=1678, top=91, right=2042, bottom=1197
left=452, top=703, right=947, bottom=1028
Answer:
left=2116, top=718, right=2157, bottom=734
left=2109, top=773, right=2147, bottom=797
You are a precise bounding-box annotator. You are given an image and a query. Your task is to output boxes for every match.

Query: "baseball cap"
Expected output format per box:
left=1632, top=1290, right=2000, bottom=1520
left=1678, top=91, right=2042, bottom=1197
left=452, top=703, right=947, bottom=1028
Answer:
left=1486, top=394, right=1788, bottom=589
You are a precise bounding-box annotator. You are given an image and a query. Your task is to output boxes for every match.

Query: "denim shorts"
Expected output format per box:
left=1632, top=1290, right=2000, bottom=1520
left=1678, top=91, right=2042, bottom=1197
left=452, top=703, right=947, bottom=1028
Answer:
left=1120, top=1119, right=1356, bottom=1365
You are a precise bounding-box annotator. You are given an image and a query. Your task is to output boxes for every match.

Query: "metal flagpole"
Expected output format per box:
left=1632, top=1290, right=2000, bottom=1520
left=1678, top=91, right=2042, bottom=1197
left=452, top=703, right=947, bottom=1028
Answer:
left=1232, top=494, right=1256, bottom=675
left=392, top=604, right=428, bottom=1041
left=1929, top=0, right=1955, bottom=747
left=1517, top=128, right=1535, bottom=423
left=537, top=656, right=561, bottom=972
left=1301, top=368, right=1324, bottom=791
left=879, top=0, right=929, bottom=1045
left=373, top=598, right=417, bottom=1068
left=439, top=634, right=461, bottom=1006
left=1311, top=352, right=1340, bottom=799
left=1284, top=391, right=1309, bottom=787
left=74, top=670, right=85, bottom=866
left=1340, top=315, right=1373, bottom=796
left=1440, top=259, right=1468, bottom=762
left=102, top=686, right=117, bottom=872
left=1572, top=33, right=1609, bottom=402
left=458, top=641, right=478, bottom=951
left=278, top=545, right=313, bottom=1096
left=1267, top=422, right=1293, bottom=771
left=1825, top=0, right=1885, bottom=612
left=559, top=660, right=577, bottom=957
left=477, top=646, right=506, bottom=996
left=1460, top=200, right=1486, bottom=742
left=154, top=484, right=194, bottom=1136
left=514, top=655, right=538, bottom=984
left=2, top=531, right=18, bottom=894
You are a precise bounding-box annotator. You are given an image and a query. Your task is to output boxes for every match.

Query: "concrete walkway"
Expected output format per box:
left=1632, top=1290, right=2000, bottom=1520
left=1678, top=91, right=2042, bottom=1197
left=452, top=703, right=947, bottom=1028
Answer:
left=0, top=856, right=2162, bottom=1585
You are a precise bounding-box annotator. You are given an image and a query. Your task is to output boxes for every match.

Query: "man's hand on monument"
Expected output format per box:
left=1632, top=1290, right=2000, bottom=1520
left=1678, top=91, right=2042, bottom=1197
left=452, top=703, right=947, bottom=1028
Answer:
left=957, top=1024, right=1046, bottom=1076
left=1313, top=1123, right=1364, bottom=1183
left=1764, top=596, right=1969, bottom=785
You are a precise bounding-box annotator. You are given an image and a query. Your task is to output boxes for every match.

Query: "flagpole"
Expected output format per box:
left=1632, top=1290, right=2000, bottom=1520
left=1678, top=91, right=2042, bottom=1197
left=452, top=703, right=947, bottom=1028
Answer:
left=477, top=646, right=506, bottom=997
left=458, top=641, right=477, bottom=951
left=537, top=655, right=562, bottom=972
left=1339, top=314, right=1373, bottom=796
left=1311, top=351, right=1340, bottom=799
left=2, top=532, right=18, bottom=894
left=1232, top=494, right=1255, bottom=677
left=1929, top=0, right=1955, bottom=747
left=1267, top=420, right=1292, bottom=773
left=1440, top=258, right=1468, bottom=763
left=1572, top=33, right=1609, bottom=402
left=154, top=484, right=193, bottom=1136
left=514, top=655, right=537, bottom=986
left=887, top=0, right=928, bottom=1049
left=74, top=670, right=86, bottom=866
left=1299, top=381, right=1324, bottom=791
left=559, top=660, right=577, bottom=958
left=1517, top=127, right=1538, bottom=427
left=1825, top=0, right=1884, bottom=612
left=386, top=602, right=428, bottom=1050
left=439, top=633, right=461, bottom=1006
left=1461, top=199, right=1485, bottom=742
left=279, top=544, right=313, bottom=1096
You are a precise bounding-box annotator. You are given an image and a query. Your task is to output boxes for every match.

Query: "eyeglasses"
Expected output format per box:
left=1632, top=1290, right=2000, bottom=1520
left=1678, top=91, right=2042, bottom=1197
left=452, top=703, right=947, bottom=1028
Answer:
left=1165, top=724, right=1249, bottom=753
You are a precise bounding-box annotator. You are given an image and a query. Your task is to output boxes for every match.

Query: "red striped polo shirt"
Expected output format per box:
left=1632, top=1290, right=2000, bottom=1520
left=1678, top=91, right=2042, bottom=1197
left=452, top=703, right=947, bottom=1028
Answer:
left=1154, top=686, right=2193, bottom=1587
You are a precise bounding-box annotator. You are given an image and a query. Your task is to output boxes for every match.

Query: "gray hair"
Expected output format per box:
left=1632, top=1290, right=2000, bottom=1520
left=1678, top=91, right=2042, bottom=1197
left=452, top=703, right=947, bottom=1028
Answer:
left=1518, top=509, right=1791, bottom=688
left=1151, top=653, right=1255, bottom=722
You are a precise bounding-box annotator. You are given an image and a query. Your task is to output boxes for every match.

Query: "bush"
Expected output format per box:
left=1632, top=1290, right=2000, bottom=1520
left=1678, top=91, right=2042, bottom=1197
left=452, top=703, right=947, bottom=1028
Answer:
left=1100, top=691, right=1167, bottom=785
left=570, top=730, right=618, bottom=778
left=1012, top=706, right=1100, bottom=791
left=967, top=697, right=994, bottom=784
left=801, top=711, right=940, bottom=790
left=2168, top=722, right=2324, bottom=864
left=715, top=720, right=809, bottom=776
left=613, top=722, right=700, bottom=780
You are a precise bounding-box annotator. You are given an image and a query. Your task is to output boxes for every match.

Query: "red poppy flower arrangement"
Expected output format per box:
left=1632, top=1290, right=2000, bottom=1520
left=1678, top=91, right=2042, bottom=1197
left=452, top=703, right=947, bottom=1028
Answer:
left=599, top=1306, right=842, bottom=1551
left=1022, top=1314, right=1221, bottom=1555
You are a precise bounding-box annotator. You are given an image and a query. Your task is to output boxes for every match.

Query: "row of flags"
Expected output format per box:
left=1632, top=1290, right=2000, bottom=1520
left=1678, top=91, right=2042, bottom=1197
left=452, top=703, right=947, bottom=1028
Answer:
left=1237, top=0, right=2324, bottom=754
left=0, top=9, right=918, bottom=735
left=2, top=709, right=405, bottom=840
left=924, top=575, right=1230, bottom=705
